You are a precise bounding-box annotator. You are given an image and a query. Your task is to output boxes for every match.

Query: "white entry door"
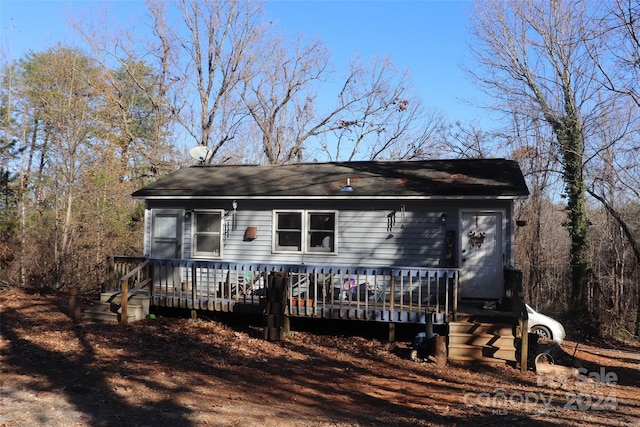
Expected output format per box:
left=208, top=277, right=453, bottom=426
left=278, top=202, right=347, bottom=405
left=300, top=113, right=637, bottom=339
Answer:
left=460, top=211, right=503, bottom=300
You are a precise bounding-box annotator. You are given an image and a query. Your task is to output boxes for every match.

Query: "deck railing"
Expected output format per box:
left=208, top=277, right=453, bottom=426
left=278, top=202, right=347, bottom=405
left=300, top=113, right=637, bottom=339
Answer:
left=107, top=256, right=459, bottom=324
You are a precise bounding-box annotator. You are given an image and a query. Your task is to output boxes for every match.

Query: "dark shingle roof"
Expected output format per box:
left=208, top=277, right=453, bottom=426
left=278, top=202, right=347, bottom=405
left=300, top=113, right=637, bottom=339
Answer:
left=131, top=159, right=529, bottom=199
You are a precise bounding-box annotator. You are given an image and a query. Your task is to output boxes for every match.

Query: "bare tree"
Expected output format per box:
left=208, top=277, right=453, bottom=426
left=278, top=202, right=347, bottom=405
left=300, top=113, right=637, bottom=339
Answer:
left=320, top=57, right=442, bottom=162
left=442, top=120, right=496, bottom=159
left=237, top=34, right=330, bottom=164
left=593, top=0, right=640, bottom=106
left=587, top=120, right=640, bottom=334
left=373, top=107, right=448, bottom=161
left=149, top=0, right=264, bottom=163
left=509, top=115, right=567, bottom=309
left=592, top=0, right=640, bottom=336
left=466, top=0, right=620, bottom=326
left=238, top=33, right=436, bottom=164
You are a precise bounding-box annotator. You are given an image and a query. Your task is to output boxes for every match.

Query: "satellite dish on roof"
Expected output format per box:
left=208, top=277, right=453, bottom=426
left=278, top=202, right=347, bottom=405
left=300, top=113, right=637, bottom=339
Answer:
left=189, top=145, right=212, bottom=164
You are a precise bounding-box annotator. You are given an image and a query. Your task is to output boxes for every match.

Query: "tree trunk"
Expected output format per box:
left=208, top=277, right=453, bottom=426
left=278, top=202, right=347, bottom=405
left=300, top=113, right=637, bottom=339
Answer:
left=56, top=190, right=74, bottom=288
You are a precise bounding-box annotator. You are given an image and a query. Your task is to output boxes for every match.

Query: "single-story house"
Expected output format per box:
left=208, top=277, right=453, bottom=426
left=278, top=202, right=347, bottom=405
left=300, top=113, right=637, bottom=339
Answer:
left=99, top=158, right=531, bottom=365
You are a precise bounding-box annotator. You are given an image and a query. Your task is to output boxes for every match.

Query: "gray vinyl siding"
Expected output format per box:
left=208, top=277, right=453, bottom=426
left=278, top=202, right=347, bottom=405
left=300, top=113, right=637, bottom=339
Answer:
left=143, top=208, right=152, bottom=257
left=145, top=198, right=514, bottom=269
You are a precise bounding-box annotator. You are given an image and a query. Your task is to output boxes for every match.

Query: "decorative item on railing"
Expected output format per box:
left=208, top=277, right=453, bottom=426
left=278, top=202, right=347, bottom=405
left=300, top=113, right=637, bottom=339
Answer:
left=468, top=230, right=486, bottom=248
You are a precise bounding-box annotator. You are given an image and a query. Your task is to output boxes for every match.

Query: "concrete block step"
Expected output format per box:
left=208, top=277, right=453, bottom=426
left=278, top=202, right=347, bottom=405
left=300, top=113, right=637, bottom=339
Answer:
left=448, top=343, right=516, bottom=361
left=448, top=332, right=516, bottom=348
left=100, top=292, right=150, bottom=316
left=84, top=310, right=140, bottom=323
left=448, top=322, right=514, bottom=336
left=90, top=301, right=144, bottom=315
left=85, top=301, right=145, bottom=322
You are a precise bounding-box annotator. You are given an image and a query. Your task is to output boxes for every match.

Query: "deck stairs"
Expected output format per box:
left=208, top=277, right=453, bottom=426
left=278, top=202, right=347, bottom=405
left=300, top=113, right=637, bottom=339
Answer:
left=448, top=316, right=518, bottom=365
left=84, top=290, right=151, bottom=323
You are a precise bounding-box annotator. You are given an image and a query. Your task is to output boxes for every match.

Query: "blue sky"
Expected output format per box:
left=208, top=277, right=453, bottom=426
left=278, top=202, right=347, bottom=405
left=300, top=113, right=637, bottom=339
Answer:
left=0, top=0, right=487, bottom=125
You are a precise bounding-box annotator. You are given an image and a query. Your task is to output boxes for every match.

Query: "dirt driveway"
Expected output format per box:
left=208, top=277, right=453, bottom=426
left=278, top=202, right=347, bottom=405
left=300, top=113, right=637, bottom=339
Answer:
left=1, top=289, right=639, bottom=426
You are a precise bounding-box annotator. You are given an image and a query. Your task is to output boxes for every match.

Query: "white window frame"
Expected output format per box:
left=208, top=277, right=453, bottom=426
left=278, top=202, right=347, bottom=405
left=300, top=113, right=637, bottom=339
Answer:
left=273, top=210, right=303, bottom=253
left=191, top=209, right=224, bottom=259
left=306, top=210, right=337, bottom=253
left=272, top=210, right=338, bottom=254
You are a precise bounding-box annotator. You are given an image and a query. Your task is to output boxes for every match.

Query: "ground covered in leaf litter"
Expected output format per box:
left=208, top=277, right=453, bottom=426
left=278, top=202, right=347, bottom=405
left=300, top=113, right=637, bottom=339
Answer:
left=1, top=289, right=640, bottom=427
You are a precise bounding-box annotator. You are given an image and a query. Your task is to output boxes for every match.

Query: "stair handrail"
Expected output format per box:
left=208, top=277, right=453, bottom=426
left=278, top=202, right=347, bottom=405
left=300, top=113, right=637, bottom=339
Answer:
left=118, top=259, right=152, bottom=324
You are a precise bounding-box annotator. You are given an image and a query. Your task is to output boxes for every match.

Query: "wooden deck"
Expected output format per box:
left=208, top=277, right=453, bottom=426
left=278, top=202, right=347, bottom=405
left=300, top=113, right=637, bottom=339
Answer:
left=150, top=292, right=438, bottom=323
left=103, top=256, right=530, bottom=370
left=106, top=256, right=458, bottom=324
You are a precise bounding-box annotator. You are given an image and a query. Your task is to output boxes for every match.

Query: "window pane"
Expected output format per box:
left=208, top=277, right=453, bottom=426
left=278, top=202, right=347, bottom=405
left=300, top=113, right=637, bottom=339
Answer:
left=309, top=232, right=333, bottom=249
left=154, top=216, right=177, bottom=238
left=192, top=211, right=221, bottom=258
left=152, top=241, right=178, bottom=258
left=309, top=213, right=334, bottom=230
left=196, top=213, right=221, bottom=232
left=308, top=213, right=335, bottom=252
left=278, top=231, right=301, bottom=250
left=195, top=235, right=220, bottom=255
left=277, top=213, right=301, bottom=229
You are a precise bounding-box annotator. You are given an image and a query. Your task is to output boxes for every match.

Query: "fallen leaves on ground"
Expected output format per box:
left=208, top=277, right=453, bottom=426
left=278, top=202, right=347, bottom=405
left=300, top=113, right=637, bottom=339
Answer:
left=1, top=289, right=639, bottom=426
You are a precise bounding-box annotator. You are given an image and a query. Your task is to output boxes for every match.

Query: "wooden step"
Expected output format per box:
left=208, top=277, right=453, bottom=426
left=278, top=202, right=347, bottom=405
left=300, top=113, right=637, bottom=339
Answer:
left=447, top=355, right=510, bottom=366
left=447, top=320, right=517, bottom=365
left=448, top=343, right=516, bottom=361
left=455, top=313, right=517, bottom=324
left=448, top=332, right=515, bottom=348
left=448, top=321, right=514, bottom=336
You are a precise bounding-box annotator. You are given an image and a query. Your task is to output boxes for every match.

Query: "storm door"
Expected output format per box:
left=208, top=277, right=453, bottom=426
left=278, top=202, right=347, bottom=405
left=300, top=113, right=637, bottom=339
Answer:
left=150, top=210, right=182, bottom=288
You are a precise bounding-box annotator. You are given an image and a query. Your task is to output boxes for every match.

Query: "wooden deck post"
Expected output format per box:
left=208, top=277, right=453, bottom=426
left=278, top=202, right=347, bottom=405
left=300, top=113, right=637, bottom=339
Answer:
left=505, top=267, right=528, bottom=372
left=433, top=335, right=447, bottom=366
left=68, top=286, right=82, bottom=322
left=451, top=276, right=458, bottom=321
left=389, top=274, right=395, bottom=313
left=263, top=272, right=288, bottom=341
left=121, top=278, right=128, bottom=324
left=387, top=322, right=395, bottom=343
left=520, top=318, right=529, bottom=372
left=283, top=315, right=290, bottom=337
left=106, top=256, right=116, bottom=292
left=191, top=264, right=197, bottom=313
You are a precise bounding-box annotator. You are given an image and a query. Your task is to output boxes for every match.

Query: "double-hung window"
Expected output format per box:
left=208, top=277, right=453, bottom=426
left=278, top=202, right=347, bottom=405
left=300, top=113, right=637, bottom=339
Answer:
left=307, top=212, right=335, bottom=252
left=192, top=210, right=223, bottom=258
left=273, top=210, right=337, bottom=254
left=274, top=211, right=303, bottom=251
